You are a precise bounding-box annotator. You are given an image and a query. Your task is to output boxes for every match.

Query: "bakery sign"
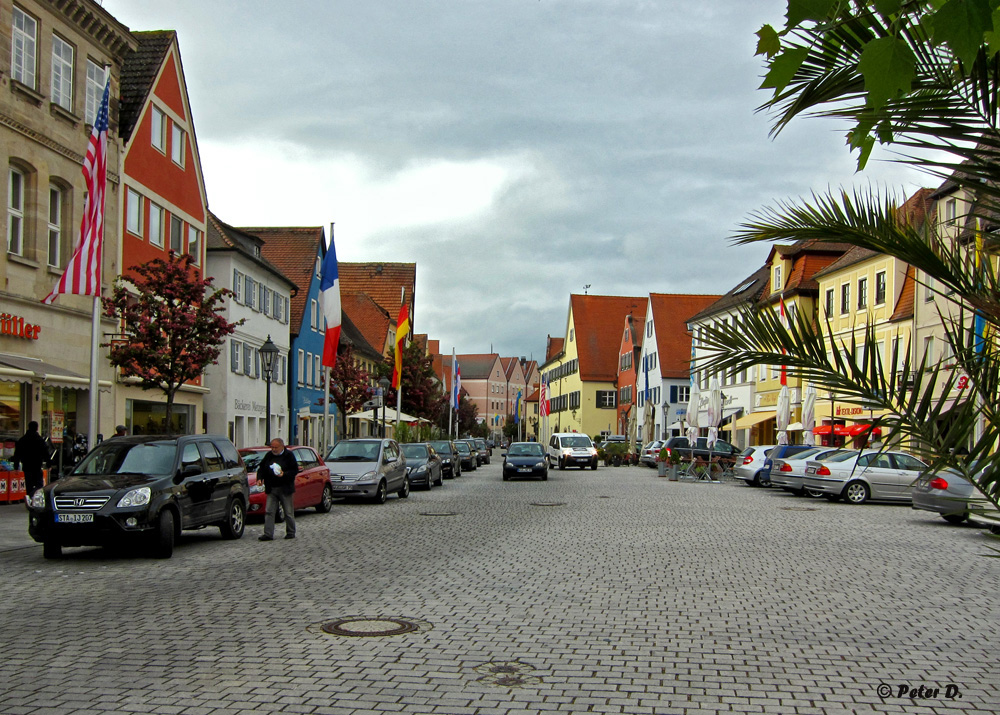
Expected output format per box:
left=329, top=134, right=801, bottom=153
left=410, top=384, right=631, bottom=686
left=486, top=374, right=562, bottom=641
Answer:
left=1, top=312, right=41, bottom=340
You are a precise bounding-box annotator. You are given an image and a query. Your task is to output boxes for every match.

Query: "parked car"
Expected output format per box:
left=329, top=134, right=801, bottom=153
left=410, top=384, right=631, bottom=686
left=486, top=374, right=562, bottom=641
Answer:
left=911, top=463, right=992, bottom=524
left=503, top=442, right=548, bottom=481
left=758, top=444, right=817, bottom=486
left=27, top=434, right=249, bottom=559
left=427, top=440, right=461, bottom=478
left=803, top=449, right=928, bottom=504
left=400, top=443, right=444, bottom=490
left=639, top=440, right=666, bottom=468
left=455, top=440, right=477, bottom=471
left=239, top=445, right=333, bottom=520
left=474, top=437, right=491, bottom=464
left=734, top=445, right=775, bottom=486
left=458, top=439, right=482, bottom=466
left=547, top=432, right=599, bottom=470
left=597, top=435, right=628, bottom=451
left=324, top=439, right=409, bottom=503
left=661, top=436, right=742, bottom=463
left=770, top=448, right=852, bottom=495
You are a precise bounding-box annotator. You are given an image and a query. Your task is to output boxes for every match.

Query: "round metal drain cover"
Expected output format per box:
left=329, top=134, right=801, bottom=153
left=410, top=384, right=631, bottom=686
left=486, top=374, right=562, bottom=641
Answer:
left=530, top=502, right=566, bottom=507
left=419, top=511, right=459, bottom=517
left=474, top=660, right=542, bottom=688
left=779, top=506, right=819, bottom=511
left=321, top=617, right=419, bottom=637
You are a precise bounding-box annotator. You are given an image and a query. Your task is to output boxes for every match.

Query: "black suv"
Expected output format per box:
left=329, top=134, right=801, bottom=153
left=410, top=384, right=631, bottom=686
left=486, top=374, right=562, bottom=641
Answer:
left=27, top=435, right=248, bottom=559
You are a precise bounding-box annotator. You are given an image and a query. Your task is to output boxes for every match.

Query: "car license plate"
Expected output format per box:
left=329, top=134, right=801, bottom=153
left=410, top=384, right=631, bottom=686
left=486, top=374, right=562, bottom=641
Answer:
left=55, top=513, right=93, bottom=523
left=331, top=485, right=351, bottom=491
left=518, top=467, right=531, bottom=473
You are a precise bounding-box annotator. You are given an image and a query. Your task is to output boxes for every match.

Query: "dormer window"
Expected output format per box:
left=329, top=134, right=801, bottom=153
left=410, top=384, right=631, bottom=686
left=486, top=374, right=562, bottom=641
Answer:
left=774, top=265, right=782, bottom=292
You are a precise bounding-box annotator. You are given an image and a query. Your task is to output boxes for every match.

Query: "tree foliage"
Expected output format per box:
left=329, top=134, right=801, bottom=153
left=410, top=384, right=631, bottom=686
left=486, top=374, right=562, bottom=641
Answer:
left=103, top=252, right=240, bottom=432
left=328, top=342, right=374, bottom=437
left=699, top=0, right=1000, bottom=522
left=384, top=341, right=447, bottom=421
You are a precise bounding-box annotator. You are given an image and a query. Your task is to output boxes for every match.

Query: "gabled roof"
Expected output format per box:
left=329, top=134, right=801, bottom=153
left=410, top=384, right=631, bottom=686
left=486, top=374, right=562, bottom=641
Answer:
left=545, top=337, right=564, bottom=363
left=649, top=294, right=721, bottom=379
left=500, top=357, right=524, bottom=381
left=341, top=290, right=391, bottom=356
left=338, top=262, right=416, bottom=322
left=119, top=30, right=174, bottom=142
left=248, top=226, right=325, bottom=334
left=455, top=353, right=501, bottom=380
left=569, top=295, right=648, bottom=382
left=206, top=213, right=295, bottom=288
left=339, top=312, right=382, bottom=363
left=890, top=265, right=917, bottom=323
left=687, top=265, right=771, bottom=323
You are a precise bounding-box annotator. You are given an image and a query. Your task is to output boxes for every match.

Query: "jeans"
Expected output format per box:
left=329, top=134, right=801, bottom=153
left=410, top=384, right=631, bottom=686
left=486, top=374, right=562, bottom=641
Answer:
left=263, top=486, right=295, bottom=538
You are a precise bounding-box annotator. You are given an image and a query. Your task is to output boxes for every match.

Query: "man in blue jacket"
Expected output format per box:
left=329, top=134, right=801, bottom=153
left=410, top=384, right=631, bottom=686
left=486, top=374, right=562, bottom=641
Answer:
left=257, top=438, right=299, bottom=541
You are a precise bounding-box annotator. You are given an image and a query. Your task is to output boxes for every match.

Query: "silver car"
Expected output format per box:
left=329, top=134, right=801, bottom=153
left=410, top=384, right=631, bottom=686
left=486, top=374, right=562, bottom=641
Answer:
left=324, top=439, right=409, bottom=504
left=770, top=448, right=852, bottom=494
left=734, top=445, right=775, bottom=487
left=911, top=464, right=996, bottom=525
left=803, top=449, right=927, bottom=504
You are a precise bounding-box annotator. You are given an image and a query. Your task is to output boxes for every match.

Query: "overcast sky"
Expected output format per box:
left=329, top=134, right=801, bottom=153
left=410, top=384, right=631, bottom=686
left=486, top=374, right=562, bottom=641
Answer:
left=102, top=0, right=926, bottom=362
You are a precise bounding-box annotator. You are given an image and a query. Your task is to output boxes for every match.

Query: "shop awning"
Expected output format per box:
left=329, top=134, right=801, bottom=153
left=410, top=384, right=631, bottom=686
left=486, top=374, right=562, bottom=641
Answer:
left=734, top=411, right=775, bottom=429
left=813, top=425, right=832, bottom=435
left=0, top=354, right=87, bottom=388
left=846, top=423, right=882, bottom=436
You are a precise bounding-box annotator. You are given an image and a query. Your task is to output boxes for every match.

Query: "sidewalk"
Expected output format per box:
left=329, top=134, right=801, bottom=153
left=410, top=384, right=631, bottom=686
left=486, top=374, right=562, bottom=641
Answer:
left=0, top=502, right=36, bottom=553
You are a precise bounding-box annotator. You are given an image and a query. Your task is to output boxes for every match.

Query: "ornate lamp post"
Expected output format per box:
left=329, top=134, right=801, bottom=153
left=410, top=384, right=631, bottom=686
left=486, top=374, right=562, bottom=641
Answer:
left=259, top=335, right=279, bottom=444
left=378, top=376, right=390, bottom=438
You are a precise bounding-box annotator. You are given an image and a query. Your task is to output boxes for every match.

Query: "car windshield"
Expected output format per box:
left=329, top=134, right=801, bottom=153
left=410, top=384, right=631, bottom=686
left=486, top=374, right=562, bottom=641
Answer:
left=456, top=443, right=471, bottom=454
left=428, top=441, right=452, bottom=454
left=509, top=443, right=544, bottom=457
left=73, top=441, right=177, bottom=476
left=401, top=444, right=428, bottom=459
left=561, top=436, right=592, bottom=448
left=327, top=441, right=379, bottom=462
left=787, top=448, right=824, bottom=461
left=823, top=450, right=860, bottom=463
left=240, top=451, right=267, bottom=471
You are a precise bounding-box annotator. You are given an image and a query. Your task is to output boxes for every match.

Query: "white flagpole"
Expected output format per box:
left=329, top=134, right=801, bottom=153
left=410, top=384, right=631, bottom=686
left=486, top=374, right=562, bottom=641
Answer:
left=88, top=296, right=100, bottom=446
left=323, top=366, right=331, bottom=450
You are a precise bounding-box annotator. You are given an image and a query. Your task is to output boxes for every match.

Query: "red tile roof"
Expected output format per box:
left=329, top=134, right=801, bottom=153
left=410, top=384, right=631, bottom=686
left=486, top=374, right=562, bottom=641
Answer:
left=649, top=294, right=722, bottom=379
left=546, top=337, right=564, bottom=362
left=570, top=295, right=648, bottom=382
left=890, top=265, right=916, bottom=322
left=119, top=31, right=174, bottom=142
left=249, top=226, right=325, bottom=335
left=338, top=262, right=416, bottom=324
left=341, top=290, right=391, bottom=356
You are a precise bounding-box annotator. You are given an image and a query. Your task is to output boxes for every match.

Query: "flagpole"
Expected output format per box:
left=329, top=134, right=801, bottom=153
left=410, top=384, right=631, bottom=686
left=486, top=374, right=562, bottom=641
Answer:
left=89, top=296, right=100, bottom=446
left=323, top=366, right=330, bottom=450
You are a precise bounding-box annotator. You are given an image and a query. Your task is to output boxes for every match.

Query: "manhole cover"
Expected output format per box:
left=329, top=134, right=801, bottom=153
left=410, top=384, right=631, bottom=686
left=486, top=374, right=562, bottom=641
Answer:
left=419, top=511, right=459, bottom=516
left=779, top=506, right=819, bottom=511
left=530, top=502, right=566, bottom=507
left=597, top=496, right=614, bottom=499
left=321, top=617, right=419, bottom=637
left=474, top=660, right=542, bottom=688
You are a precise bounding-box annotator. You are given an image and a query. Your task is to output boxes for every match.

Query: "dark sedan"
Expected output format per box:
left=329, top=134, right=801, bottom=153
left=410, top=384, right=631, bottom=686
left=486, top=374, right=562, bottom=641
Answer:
left=401, top=443, right=444, bottom=490
left=427, top=439, right=461, bottom=478
left=503, top=442, right=548, bottom=481
left=455, top=440, right=477, bottom=471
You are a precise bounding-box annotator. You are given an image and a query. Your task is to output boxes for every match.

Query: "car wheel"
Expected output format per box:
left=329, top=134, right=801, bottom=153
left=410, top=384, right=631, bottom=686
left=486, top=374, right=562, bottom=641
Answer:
left=751, top=471, right=763, bottom=487
left=220, top=498, right=246, bottom=539
left=43, top=540, right=62, bottom=559
left=943, top=513, right=968, bottom=524
left=591, top=460, right=598, bottom=470
left=316, top=485, right=334, bottom=513
left=373, top=480, right=387, bottom=504
left=423, top=476, right=433, bottom=491
left=844, top=481, right=870, bottom=504
left=435, top=472, right=443, bottom=487
left=151, top=509, right=175, bottom=559
left=541, top=471, right=548, bottom=481
left=559, top=458, right=566, bottom=471
left=398, top=478, right=410, bottom=499
left=823, top=493, right=841, bottom=502
left=805, top=488, right=824, bottom=498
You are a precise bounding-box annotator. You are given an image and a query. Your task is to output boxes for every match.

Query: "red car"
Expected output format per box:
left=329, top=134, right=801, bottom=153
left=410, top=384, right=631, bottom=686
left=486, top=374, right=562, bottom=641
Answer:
left=239, top=445, right=333, bottom=520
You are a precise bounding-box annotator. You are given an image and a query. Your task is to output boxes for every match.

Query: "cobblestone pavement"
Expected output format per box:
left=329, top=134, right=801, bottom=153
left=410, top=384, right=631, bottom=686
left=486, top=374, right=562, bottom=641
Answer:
left=1, top=462, right=998, bottom=715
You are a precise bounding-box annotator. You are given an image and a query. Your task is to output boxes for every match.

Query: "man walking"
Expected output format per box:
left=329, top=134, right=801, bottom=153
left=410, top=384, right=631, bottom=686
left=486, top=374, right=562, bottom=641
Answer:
left=13, top=421, right=49, bottom=499
left=257, top=438, right=299, bottom=541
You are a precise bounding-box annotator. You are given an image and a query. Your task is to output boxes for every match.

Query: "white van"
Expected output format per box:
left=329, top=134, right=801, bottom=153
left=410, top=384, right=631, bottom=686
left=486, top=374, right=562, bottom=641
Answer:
left=547, top=432, right=599, bottom=470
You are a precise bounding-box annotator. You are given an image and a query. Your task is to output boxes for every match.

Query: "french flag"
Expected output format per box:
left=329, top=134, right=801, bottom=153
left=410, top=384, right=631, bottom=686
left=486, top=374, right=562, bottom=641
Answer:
left=320, top=234, right=341, bottom=368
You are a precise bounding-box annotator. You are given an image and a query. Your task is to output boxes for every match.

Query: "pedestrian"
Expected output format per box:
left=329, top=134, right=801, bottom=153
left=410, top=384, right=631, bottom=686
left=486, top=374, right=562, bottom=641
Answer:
left=13, top=421, right=49, bottom=500
left=114, top=425, right=127, bottom=437
left=257, top=437, right=298, bottom=541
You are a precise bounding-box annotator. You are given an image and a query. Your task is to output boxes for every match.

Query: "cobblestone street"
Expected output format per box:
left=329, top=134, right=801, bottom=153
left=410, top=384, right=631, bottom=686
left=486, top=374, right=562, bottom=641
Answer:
left=1, top=463, right=997, bottom=715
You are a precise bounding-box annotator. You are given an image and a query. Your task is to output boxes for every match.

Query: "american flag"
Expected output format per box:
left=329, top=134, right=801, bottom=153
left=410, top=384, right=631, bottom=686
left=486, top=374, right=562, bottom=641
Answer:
left=43, top=79, right=110, bottom=305
left=539, top=381, right=549, bottom=417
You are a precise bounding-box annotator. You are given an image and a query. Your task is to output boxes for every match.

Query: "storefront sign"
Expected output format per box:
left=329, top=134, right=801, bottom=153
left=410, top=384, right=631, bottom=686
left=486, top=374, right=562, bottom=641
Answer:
left=50, top=411, right=64, bottom=444
left=836, top=406, right=865, bottom=416
left=1, top=312, right=41, bottom=340
left=233, top=398, right=285, bottom=415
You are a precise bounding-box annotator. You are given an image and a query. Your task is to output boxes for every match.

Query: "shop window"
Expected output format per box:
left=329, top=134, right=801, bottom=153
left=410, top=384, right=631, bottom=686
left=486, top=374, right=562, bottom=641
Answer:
left=126, top=399, right=193, bottom=435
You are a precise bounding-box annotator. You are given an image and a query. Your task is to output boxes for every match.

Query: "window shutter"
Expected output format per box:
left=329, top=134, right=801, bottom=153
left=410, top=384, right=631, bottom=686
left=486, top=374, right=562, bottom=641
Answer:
left=670, top=386, right=677, bottom=403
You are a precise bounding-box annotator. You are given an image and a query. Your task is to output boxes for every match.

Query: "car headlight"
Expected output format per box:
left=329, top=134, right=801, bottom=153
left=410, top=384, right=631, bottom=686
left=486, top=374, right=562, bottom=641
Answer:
left=117, top=487, right=151, bottom=508
left=361, top=470, right=377, bottom=481
left=536, top=461, right=546, bottom=468
left=250, top=483, right=265, bottom=494
left=414, top=465, right=427, bottom=474
left=29, top=489, right=46, bottom=509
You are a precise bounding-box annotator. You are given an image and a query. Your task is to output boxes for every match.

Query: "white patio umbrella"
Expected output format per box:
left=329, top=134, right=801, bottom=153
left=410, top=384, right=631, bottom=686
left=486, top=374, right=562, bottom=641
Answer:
left=686, top=381, right=701, bottom=442
left=707, top=377, right=722, bottom=448
left=802, top=384, right=816, bottom=447
left=776, top=385, right=790, bottom=445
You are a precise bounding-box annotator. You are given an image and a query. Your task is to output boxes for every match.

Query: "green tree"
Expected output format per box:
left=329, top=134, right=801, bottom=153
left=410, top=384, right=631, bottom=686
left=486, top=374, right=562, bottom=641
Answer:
left=383, top=342, right=447, bottom=421
left=327, top=342, right=374, bottom=439
left=103, top=252, right=241, bottom=432
left=702, top=0, right=1000, bottom=519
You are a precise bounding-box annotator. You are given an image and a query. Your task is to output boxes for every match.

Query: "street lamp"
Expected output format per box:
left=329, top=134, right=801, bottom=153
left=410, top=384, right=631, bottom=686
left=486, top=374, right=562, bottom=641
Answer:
left=378, top=376, right=390, bottom=438
left=259, top=335, right=279, bottom=444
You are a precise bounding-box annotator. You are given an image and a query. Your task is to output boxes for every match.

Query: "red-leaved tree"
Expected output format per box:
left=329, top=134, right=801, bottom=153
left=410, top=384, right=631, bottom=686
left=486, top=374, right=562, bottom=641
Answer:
left=328, top=342, right=374, bottom=437
left=103, top=252, right=241, bottom=432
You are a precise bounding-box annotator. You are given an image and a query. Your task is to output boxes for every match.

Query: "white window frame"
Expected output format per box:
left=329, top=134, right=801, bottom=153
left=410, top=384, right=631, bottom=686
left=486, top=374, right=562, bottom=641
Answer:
left=151, top=106, right=166, bottom=153
left=126, top=188, right=142, bottom=236
left=297, top=349, right=305, bottom=386
left=149, top=203, right=164, bottom=247
left=47, top=185, right=63, bottom=267
left=50, top=35, right=74, bottom=111
left=857, top=276, right=868, bottom=310
left=231, top=340, right=241, bottom=373
left=875, top=271, right=887, bottom=305
left=232, top=270, right=243, bottom=303
left=171, top=123, right=185, bottom=166
left=840, top=283, right=850, bottom=314
left=169, top=214, right=183, bottom=254
left=85, top=60, right=106, bottom=125
left=774, top=265, right=782, bottom=292
left=8, top=167, right=25, bottom=256
left=187, top=226, right=200, bottom=265
left=11, top=7, right=37, bottom=89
